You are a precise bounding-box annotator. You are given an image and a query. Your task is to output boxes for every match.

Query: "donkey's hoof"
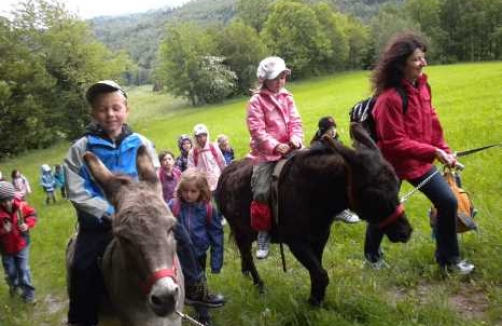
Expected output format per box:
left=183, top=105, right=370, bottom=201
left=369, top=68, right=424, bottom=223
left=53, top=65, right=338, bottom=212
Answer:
left=242, top=270, right=252, bottom=279
left=307, top=296, right=323, bottom=307
left=255, top=282, right=266, bottom=294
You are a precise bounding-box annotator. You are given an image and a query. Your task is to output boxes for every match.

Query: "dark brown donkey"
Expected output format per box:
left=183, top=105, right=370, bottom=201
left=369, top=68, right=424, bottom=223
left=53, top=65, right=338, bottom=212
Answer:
left=216, top=123, right=413, bottom=306
left=66, top=146, right=184, bottom=326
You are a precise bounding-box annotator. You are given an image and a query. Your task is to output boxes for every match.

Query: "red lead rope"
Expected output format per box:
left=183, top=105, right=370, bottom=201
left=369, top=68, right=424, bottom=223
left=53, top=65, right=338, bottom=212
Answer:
left=142, top=258, right=179, bottom=295
left=378, top=203, right=405, bottom=230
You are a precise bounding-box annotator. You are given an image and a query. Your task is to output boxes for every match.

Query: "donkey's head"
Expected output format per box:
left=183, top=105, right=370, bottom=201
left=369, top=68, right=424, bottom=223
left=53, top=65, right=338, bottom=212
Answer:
left=84, top=145, right=181, bottom=317
left=323, top=123, right=412, bottom=243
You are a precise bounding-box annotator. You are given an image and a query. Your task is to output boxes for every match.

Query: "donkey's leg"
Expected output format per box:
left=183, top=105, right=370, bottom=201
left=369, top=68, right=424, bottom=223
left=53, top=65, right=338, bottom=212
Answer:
left=288, top=240, right=329, bottom=306
left=234, top=230, right=264, bottom=291
left=312, top=229, right=331, bottom=263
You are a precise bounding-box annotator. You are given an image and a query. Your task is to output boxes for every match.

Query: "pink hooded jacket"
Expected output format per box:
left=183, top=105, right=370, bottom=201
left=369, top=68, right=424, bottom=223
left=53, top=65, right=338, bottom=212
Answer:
left=246, top=88, right=304, bottom=163
left=187, top=127, right=226, bottom=191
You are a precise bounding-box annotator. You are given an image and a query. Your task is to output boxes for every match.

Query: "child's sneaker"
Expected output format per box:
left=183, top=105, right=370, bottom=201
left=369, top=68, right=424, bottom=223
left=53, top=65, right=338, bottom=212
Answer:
left=363, top=258, right=390, bottom=270
left=256, top=231, right=270, bottom=259
left=334, top=210, right=360, bottom=223
left=22, top=296, right=37, bottom=305
left=444, top=259, right=475, bottom=276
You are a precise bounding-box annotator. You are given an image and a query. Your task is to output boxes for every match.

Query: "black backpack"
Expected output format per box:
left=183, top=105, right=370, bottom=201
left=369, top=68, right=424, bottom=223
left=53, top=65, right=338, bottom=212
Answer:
left=349, top=85, right=410, bottom=141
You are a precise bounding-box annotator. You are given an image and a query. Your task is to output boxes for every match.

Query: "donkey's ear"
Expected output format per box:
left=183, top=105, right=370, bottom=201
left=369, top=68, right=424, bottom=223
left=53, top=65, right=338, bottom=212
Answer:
left=321, top=134, right=357, bottom=165
left=350, top=123, right=378, bottom=151
left=84, top=151, right=123, bottom=199
left=136, top=145, right=159, bottom=185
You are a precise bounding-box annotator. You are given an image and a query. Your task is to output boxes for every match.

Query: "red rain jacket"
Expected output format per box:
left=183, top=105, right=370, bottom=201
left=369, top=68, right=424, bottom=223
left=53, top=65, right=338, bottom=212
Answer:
left=0, top=199, right=37, bottom=254
left=373, top=74, right=450, bottom=180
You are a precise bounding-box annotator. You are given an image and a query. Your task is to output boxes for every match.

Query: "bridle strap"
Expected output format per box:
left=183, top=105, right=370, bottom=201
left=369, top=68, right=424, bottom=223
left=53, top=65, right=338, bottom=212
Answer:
left=142, top=260, right=178, bottom=295
left=378, top=204, right=404, bottom=230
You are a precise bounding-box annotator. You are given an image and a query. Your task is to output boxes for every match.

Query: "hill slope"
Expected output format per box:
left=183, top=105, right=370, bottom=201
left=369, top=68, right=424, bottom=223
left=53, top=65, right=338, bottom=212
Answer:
left=90, top=0, right=235, bottom=69
left=89, top=0, right=403, bottom=71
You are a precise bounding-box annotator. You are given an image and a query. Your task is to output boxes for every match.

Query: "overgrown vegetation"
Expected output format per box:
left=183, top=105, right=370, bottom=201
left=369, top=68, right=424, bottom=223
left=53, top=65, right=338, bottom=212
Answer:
left=0, top=0, right=130, bottom=159
left=0, top=62, right=501, bottom=326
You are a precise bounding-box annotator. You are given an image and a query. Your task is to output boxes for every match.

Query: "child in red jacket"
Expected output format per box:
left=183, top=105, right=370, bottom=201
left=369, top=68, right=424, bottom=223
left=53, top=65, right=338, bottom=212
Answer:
left=0, top=181, right=37, bottom=303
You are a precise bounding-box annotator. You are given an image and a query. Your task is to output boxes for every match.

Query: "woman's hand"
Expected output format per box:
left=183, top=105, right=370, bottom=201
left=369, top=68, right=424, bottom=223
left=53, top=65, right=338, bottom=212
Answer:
left=435, top=148, right=457, bottom=167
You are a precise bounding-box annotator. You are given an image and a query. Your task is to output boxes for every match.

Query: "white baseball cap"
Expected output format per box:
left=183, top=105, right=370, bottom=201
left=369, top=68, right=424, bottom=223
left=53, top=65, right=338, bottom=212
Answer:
left=193, top=123, right=209, bottom=136
left=85, top=80, right=127, bottom=105
left=256, top=56, right=291, bottom=82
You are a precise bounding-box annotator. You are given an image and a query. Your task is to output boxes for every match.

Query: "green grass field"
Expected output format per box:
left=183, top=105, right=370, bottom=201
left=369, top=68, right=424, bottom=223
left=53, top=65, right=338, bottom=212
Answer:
left=0, top=62, right=501, bottom=326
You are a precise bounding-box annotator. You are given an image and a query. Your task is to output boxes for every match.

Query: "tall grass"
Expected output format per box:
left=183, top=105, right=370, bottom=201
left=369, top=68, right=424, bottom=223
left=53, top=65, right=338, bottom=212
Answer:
left=0, top=62, right=501, bottom=326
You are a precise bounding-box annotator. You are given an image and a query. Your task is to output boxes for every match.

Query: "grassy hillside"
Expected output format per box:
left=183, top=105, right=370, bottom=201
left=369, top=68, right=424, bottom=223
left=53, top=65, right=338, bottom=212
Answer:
left=0, top=62, right=501, bottom=326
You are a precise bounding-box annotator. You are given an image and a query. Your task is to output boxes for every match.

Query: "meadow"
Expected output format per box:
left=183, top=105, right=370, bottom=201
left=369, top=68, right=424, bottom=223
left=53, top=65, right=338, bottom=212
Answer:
left=0, top=62, right=501, bottom=326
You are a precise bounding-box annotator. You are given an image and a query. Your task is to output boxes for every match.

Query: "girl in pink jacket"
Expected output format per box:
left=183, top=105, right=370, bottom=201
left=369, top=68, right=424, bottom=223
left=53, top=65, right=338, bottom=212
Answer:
left=247, top=56, right=304, bottom=259
left=188, top=123, right=227, bottom=192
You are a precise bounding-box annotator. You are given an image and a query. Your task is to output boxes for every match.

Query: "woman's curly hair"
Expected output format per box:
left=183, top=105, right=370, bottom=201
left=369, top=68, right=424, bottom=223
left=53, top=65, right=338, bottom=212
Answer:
left=372, top=32, right=427, bottom=96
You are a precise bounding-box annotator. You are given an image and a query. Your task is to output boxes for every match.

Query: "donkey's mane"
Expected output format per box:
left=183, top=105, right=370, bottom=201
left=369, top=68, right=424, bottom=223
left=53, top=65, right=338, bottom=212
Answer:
left=293, top=145, right=345, bottom=172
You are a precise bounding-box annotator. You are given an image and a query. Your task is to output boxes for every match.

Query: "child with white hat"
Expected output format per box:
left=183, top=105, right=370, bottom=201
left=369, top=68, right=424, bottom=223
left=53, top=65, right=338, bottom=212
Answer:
left=247, top=56, right=304, bottom=259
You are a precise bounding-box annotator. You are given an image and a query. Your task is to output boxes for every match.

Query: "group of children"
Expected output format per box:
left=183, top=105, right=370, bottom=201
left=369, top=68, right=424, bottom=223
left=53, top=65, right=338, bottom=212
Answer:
left=0, top=32, right=479, bottom=325
left=0, top=55, right=357, bottom=325
left=1, top=164, right=66, bottom=205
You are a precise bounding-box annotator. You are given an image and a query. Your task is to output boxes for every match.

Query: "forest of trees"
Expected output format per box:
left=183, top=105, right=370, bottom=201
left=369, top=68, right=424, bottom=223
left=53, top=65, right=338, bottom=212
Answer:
left=0, top=0, right=131, bottom=159
left=0, top=0, right=501, bottom=158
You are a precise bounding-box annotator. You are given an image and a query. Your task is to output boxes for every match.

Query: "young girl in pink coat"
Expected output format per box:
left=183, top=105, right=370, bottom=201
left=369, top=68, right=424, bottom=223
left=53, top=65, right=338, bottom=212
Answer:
left=188, top=124, right=226, bottom=193
left=247, top=56, right=304, bottom=259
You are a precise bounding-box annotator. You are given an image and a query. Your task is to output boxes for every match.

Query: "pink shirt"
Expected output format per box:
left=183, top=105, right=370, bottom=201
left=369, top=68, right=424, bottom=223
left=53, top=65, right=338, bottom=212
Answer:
left=188, top=140, right=226, bottom=191
left=246, top=88, right=304, bottom=163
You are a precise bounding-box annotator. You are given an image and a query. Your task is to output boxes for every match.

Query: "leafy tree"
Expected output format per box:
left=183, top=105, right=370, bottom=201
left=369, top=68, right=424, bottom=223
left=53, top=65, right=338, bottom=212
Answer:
left=439, top=0, right=502, bottom=62
left=312, top=3, right=350, bottom=72
left=0, top=21, right=56, bottom=159
left=216, top=20, right=268, bottom=94
left=237, top=0, right=274, bottom=32
left=404, top=0, right=447, bottom=62
left=368, top=3, right=420, bottom=64
left=156, top=22, right=236, bottom=106
left=344, top=16, right=371, bottom=69
left=261, top=0, right=330, bottom=77
left=196, top=56, right=237, bottom=103
left=0, top=0, right=131, bottom=158
left=10, top=0, right=131, bottom=140
left=484, top=0, right=502, bottom=59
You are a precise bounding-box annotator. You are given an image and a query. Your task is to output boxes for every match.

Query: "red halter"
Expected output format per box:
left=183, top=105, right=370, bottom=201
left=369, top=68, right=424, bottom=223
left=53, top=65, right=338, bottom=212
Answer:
left=377, top=203, right=404, bottom=230
left=142, top=258, right=179, bottom=295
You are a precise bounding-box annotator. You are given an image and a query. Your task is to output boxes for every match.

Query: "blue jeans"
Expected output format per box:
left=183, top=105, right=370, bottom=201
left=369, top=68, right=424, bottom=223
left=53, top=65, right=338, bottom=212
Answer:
left=2, top=246, right=35, bottom=301
left=364, top=166, right=460, bottom=266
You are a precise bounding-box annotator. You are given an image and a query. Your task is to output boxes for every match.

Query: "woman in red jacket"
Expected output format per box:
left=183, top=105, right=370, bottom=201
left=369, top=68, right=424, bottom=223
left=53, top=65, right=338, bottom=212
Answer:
left=364, top=33, right=474, bottom=275
left=0, top=181, right=37, bottom=302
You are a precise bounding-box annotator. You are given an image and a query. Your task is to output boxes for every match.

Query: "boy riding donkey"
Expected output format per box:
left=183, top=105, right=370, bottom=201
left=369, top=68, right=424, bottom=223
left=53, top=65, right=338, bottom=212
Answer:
left=65, top=80, right=224, bottom=326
